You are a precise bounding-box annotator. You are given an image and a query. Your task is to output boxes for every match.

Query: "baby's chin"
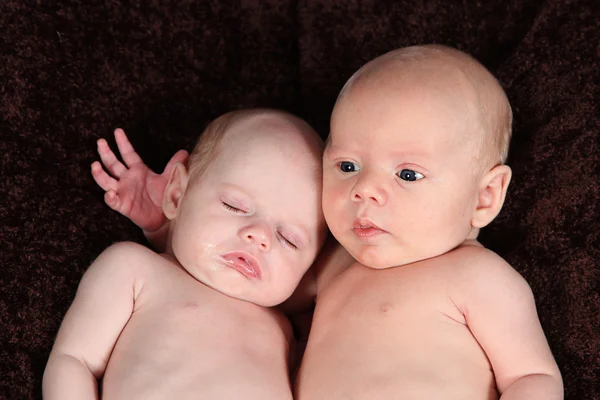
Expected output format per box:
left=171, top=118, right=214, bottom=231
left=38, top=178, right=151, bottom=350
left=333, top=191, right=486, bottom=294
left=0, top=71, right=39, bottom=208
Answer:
left=349, top=246, right=424, bottom=269
left=181, top=262, right=293, bottom=307
left=239, top=291, right=290, bottom=308
left=347, top=248, right=391, bottom=269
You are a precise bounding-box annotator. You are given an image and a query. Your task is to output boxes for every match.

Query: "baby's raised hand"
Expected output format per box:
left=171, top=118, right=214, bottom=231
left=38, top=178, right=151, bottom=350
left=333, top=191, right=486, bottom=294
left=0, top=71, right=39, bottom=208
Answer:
left=91, top=128, right=189, bottom=232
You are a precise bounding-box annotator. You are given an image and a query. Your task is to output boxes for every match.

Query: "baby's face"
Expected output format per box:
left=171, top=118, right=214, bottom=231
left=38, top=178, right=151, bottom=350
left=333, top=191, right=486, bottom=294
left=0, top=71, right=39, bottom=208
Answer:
left=323, top=75, right=483, bottom=269
left=170, top=116, right=325, bottom=306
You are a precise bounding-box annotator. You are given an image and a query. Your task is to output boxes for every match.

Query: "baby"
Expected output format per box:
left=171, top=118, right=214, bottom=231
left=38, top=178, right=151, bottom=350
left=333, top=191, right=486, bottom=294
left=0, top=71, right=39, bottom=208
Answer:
left=295, top=45, right=563, bottom=399
left=42, top=109, right=327, bottom=400
left=85, top=45, right=563, bottom=399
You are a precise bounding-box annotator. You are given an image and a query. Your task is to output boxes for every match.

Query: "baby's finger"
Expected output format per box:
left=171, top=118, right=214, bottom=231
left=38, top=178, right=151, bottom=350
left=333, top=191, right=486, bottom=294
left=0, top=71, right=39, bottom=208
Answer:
left=163, top=149, right=189, bottom=176
left=97, top=138, right=127, bottom=177
left=91, top=161, right=118, bottom=192
left=104, top=190, right=123, bottom=211
left=114, top=128, right=143, bottom=168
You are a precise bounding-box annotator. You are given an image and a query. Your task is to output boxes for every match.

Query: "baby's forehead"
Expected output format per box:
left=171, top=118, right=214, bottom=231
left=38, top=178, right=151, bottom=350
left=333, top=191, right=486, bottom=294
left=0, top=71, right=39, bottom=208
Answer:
left=225, top=114, right=322, bottom=157
left=350, top=59, right=486, bottom=123
left=370, top=60, right=478, bottom=101
left=226, top=113, right=299, bottom=140
left=342, top=70, right=478, bottom=122
left=332, top=47, right=511, bottom=167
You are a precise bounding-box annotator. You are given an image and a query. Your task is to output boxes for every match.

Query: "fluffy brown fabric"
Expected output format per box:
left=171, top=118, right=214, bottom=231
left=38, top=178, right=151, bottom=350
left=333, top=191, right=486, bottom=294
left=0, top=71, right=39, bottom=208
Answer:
left=1, top=1, right=597, bottom=399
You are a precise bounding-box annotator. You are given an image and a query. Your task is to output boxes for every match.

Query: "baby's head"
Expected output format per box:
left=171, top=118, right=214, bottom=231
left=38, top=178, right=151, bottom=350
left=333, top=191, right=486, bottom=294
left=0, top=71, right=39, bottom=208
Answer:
left=163, top=109, right=326, bottom=306
left=323, top=45, right=513, bottom=269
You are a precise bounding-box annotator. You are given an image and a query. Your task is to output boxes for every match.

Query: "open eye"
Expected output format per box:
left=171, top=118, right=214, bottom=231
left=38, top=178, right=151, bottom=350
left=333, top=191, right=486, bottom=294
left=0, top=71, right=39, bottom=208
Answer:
left=222, top=202, right=246, bottom=213
left=277, top=231, right=298, bottom=250
left=397, top=169, right=424, bottom=182
left=339, top=161, right=360, bottom=173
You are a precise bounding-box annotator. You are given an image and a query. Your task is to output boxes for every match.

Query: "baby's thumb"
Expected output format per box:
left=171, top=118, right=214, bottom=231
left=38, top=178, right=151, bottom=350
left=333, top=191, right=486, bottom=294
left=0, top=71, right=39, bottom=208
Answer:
left=104, top=190, right=122, bottom=212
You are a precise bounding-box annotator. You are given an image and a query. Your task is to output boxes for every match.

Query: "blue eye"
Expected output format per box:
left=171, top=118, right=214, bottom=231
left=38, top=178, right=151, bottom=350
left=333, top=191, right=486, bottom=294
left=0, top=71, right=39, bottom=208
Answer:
left=339, top=161, right=360, bottom=173
left=397, top=169, right=424, bottom=182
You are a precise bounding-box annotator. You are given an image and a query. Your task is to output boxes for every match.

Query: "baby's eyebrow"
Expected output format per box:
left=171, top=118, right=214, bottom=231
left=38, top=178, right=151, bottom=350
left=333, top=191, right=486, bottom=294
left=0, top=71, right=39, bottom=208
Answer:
left=327, top=142, right=433, bottom=160
left=325, top=144, right=357, bottom=155
left=220, top=183, right=252, bottom=200
left=387, top=146, right=433, bottom=158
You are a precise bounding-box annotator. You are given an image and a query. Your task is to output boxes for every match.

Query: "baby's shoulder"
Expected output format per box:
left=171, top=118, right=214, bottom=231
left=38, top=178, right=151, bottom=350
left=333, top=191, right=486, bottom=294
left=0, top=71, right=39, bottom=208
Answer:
left=448, top=244, right=533, bottom=300
left=91, top=241, right=183, bottom=298
left=97, top=240, right=159, bottom=264
left=100, top=240, right=155, bottom=256
left=91, top=241, right=165, bottom=276
left=450, top=243, right=508, bottom=270
left=75, top=242, right=162, bottom=299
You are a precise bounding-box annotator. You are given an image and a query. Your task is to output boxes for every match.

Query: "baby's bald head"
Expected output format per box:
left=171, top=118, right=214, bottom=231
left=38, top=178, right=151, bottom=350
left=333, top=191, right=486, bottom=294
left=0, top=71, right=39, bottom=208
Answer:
left=336, top=45, right=512, bottom=171
left=187, top=108, right=323, bottom=182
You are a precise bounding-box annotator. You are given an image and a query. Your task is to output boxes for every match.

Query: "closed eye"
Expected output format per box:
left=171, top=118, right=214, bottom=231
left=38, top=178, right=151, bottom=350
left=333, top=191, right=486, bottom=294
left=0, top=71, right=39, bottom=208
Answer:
left=222, top=202, right=246, bottom=213
left=277, top=231, right=298, bottom=250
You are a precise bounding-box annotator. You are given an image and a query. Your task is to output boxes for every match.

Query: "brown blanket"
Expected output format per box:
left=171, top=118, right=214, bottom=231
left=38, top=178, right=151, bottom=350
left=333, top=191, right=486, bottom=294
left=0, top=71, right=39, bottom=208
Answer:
left=1, top=0, right=598, bottom=399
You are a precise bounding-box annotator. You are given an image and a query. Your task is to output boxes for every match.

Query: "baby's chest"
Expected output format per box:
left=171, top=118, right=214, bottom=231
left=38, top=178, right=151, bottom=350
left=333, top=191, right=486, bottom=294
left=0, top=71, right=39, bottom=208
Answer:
left=125, top=274, right=287, bottom=350
left=318, top=262, right=466, bottom=328
left=104, top=285, right=292, bottom=400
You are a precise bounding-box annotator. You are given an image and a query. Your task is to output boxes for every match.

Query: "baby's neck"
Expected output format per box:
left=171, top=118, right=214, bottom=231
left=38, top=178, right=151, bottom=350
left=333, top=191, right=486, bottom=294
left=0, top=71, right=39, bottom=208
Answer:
left=467, top=227, right=480, bottom=240
left=459, top=238, right=483, bottom=249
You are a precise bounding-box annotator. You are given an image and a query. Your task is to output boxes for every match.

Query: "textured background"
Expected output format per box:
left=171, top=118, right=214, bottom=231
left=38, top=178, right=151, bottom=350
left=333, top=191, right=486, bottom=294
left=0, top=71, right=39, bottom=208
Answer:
left=1, top=0, right=598, bottom=399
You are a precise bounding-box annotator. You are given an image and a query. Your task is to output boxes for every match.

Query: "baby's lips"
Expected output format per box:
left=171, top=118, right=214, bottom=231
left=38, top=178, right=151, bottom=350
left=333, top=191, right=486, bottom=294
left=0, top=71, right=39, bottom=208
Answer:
left=352, top=217, right=387, bottom=238
left=352, top=217, right=385, bottom=231
left=221, top=251, right=262, bottom=279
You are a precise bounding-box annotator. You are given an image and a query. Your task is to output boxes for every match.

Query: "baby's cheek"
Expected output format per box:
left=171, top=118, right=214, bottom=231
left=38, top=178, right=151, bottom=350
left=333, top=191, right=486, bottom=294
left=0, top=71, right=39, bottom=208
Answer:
left=263, top=279, right=292, bottom=307
left=281, top=261, right=304, bottom=298
left=323, top=185, right=345, bottom=212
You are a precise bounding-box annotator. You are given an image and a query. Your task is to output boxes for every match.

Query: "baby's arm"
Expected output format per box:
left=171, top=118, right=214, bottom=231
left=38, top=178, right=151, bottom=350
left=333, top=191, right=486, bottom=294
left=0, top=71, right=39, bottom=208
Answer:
left=42, top=242, right=143, bottom=400
left=459, top=248, right=563, bottom=399
left=91, top=128, right=188, bottom=250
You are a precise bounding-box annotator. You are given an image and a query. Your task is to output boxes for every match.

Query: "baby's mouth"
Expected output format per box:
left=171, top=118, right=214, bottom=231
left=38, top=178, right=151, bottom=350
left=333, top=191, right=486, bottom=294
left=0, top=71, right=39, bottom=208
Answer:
left=221, top=252, right=262, bottom=279
left=352, top=219, right=386, bottom=238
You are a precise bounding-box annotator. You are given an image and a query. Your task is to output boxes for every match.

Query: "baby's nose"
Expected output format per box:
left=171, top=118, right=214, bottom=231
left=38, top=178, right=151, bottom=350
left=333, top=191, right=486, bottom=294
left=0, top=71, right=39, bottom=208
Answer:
left=350, top=176, right=387, bottom=206
left=240, top=223, right=272, bottom=251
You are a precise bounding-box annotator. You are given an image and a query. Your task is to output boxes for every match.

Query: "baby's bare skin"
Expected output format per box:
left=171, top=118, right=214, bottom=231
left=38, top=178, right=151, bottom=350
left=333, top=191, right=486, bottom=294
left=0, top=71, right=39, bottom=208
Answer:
left=294, top=45, right=562, bottom=399
left=44, top=110, right=326, bottom=399
left=104, top=245, right=293, bottom=399
left=49, top=242, right=293, bottom=400
left=297, top=243, right=555, bottom=399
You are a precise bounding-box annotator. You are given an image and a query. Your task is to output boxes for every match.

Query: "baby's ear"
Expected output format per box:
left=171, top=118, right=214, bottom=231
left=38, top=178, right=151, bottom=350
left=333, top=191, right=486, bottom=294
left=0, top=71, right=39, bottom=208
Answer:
left=471, top=164, right=512, bottom=228
left=162, top=162, right=189, bottom=220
